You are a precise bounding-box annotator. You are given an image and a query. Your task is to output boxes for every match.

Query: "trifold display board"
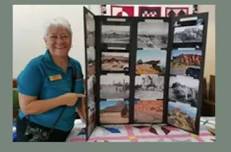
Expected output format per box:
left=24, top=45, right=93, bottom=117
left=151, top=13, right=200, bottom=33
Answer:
left=83, top=7, right=208, bottom=140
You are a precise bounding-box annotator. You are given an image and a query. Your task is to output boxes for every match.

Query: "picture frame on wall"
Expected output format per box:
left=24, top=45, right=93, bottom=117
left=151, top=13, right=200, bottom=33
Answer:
left=165, top=7, right=189, bottom=17
left=111, top=5, right=134, bottom=17
left=138, top=6, right=161, bottom=17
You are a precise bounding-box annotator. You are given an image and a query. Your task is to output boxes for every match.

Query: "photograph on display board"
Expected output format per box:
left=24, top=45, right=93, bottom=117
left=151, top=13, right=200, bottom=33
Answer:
left=136, top=49, right=166, bottom=75
left=100, top=74, right=130, bottom=99
left=101, top=25, right=130, bottom=44
left=87, top=47, right=96, bottom=76
left=138, top=6, right=161, bottom=17
left=100, top=99, right=129, bottom=123
left=169, top=75, right=199, bottom=107
left=170, top=48, right=202, bottom=79
left=135, top=74, right=164, bottom=99
left=168, top=101, right=197, bottom=132
left=85, top=12, right=95, bottom=47
left=173, top=24, right=204, bottom=43
left=134, top=99, right=163, bottom=123
left=101, top=52, right=129, bottom=72
left=137, top=20, right=169, bottom=48
left=87, top=75, right=96, bottom=105
left=88, top=102, right=96, bottom=136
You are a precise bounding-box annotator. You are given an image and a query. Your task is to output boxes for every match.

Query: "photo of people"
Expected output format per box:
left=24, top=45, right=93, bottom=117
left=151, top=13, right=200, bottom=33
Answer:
left=134, top=99, right=163, bottom=123
left=135, top=74, right=164, bottom=99
left=137, top=20, right=169, bottom=48
left=100, top=99, right=129, bottom=124
left=136, top=49, right=166, bottom=75
left=170, top=48, right=202, bottom=79
left=100, top=74, right=130, bottom=99
left=169, top=75, right=199, bottom=106
left=168, top=101, right=197, bottom=132
left=101, top=52, right=129, bottom=72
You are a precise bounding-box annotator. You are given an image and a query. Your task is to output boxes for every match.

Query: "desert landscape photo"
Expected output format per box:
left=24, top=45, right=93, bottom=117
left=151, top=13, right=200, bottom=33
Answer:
left=100, top=100, right=129, bottom=124
left=136, top=49, right=166, bottom=75
left=134, top=100, right=163, bottom=123
left=168, top=101, right=197, bottom=132
left=101, top=52, right=129, bottom=71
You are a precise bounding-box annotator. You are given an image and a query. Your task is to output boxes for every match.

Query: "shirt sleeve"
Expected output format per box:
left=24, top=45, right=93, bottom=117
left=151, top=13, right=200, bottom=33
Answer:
left=17, top=61, right=43, bottom=97
left=74, top=62, right=84, bottom=94
left=73, top=61, right=84, bottom=108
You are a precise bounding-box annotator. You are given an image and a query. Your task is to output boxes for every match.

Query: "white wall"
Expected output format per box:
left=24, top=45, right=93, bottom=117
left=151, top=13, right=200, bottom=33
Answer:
left=13, top=5, right=100, bottom=78
left=13, top=5, right=215, bottom=81
left=198, top=5, right=216, bottom=81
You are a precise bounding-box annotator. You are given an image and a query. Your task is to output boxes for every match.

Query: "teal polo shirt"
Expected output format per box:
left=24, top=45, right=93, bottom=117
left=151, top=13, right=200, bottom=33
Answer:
left=17, top=50, right=84, bottom=131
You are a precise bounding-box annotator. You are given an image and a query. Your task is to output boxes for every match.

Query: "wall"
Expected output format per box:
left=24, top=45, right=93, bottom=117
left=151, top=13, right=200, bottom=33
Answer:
left=13, top=5, right=215, bottom=81
left=13, top=5, right=100, bottom=78
left=198, top=5, right=216, bottom=82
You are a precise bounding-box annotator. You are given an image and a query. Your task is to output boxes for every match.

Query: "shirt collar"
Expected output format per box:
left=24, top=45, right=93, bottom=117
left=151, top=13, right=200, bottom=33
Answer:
left=43, top=49, right=73, bottom=72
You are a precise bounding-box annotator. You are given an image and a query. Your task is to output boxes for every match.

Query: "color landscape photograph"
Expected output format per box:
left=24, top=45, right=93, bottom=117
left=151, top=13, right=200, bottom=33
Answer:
left=136, top=49, right=166, bottom=75
left=170, top=48, right=202, bottom=79
left=134, top=99, right=163, bottom=123
left=100, top=100, right=129, bottom=124
left=168, top=101, right=197, bottom=132
left=101, top=52, right=129, bottom=71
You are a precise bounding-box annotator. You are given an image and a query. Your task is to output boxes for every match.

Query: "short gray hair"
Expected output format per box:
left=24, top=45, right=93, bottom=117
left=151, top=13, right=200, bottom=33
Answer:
left=44, top=17, right=72, bottom=37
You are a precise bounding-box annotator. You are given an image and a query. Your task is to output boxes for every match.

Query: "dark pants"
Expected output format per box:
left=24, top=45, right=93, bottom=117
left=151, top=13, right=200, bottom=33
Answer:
left=15, top=116, right=70, bottom=142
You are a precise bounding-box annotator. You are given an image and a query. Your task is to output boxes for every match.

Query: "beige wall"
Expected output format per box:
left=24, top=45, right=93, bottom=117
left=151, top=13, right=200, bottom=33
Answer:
left=198, top=5, right=216, bottom=82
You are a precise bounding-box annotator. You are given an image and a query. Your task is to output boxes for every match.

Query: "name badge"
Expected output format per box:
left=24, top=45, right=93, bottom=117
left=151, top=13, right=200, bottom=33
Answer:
left=49, top=74, right=62, bottom=81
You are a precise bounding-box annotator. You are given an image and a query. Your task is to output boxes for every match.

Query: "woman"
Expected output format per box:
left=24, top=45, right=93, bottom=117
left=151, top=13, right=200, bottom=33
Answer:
left=16, top=17, right=85, bottom=142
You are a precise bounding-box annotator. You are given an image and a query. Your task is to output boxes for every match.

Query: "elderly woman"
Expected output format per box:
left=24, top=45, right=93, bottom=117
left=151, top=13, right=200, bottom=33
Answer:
left=16, top=17, right=85, bottom=142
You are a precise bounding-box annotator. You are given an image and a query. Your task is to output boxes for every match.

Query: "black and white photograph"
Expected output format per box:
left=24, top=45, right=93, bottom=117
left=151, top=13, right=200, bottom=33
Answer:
left=135, top=74, right=164, bottom=99
left=137, top=20, right=169, bottom=48
left=169, top=75, right=199, bottom=106
left=173, top=24, right=204, bottom=43
left=101, top=25, right=130, bottom=44
left=168, top=101, right=197, bottom=132
left=136, top=49, right=166, bottom=75
left=87, top=47, right=96, bottom=77
left=100, top=74, right=130, bottom=99
left=100, top=99, right=129, bottom=124
left=101, top=52, right=129, bottom=72
left=87, top=75, right=96, bottom=105
left=85, top=12, right=95, bottom=47
left=170, top=48, right=202, bottom=79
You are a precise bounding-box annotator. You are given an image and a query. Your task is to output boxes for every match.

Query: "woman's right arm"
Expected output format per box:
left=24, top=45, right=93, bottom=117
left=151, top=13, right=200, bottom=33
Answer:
left=19, top=92, right=85, bottom=116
